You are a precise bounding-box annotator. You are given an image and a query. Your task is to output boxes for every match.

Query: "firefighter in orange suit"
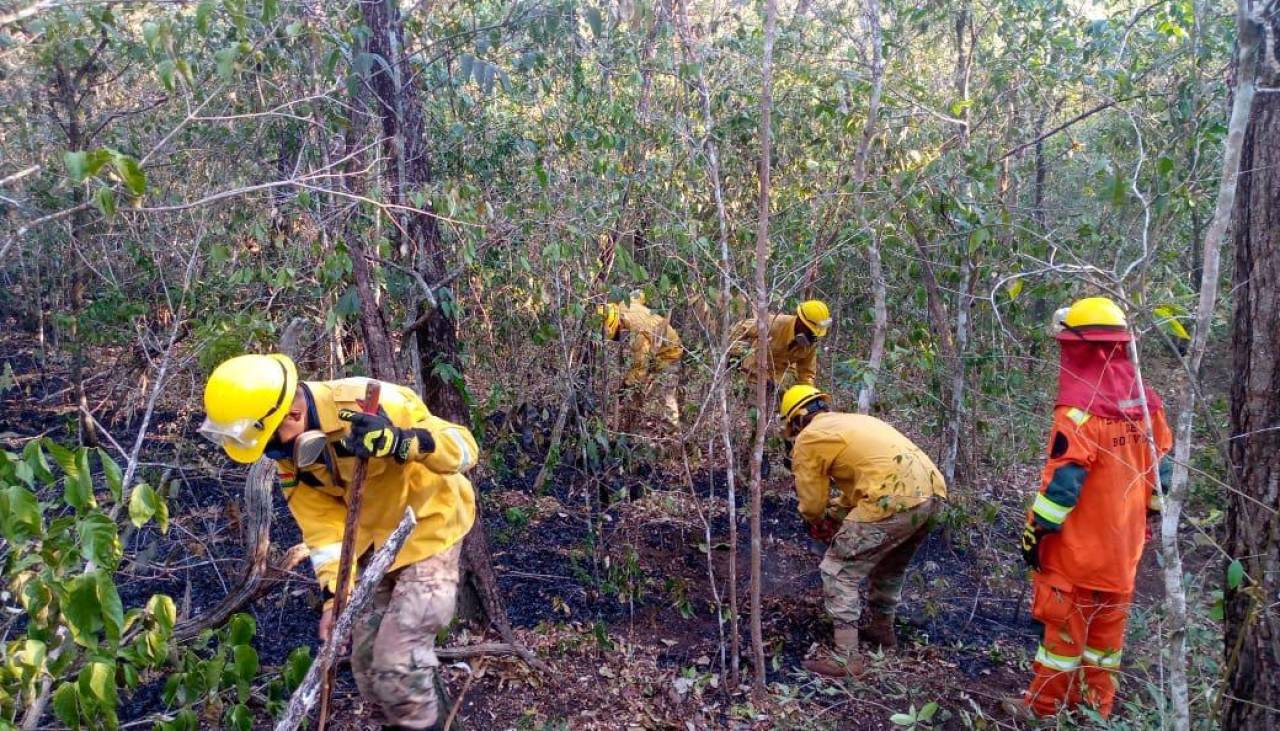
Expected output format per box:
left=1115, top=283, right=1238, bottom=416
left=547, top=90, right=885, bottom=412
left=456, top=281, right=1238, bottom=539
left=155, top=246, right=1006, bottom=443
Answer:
left=1012, top=297, right=1173, bottom=719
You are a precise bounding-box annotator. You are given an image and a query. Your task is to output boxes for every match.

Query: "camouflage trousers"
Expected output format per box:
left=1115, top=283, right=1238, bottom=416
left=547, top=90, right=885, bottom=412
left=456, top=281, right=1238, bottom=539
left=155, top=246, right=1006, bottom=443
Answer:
left=819, top=498, right=939, bottom=627
left=351, top=541, right=462, bottom=729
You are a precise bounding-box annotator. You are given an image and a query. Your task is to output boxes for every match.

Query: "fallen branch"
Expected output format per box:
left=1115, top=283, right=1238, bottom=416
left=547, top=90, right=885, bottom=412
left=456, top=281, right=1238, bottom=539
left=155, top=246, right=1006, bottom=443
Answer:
left=172, top=459, right=276, bottom=642
left=274, top=508, right=419, bottom=731
left=436, top=643, right=525, bottom=661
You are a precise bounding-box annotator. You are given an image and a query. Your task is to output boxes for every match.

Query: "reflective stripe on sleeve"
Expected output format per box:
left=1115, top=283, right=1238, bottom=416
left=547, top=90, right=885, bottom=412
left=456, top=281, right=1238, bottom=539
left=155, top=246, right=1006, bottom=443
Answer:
left=445, top=428, right=475, bottom=471
left=1083, top=646, right=1122, bottom=669
left=1035, top=646, right=1081, bottom=672
left=308, top=542, right=342, bottom=571
left=1033, top=493, right=1073, bottom=526
left=1066, top=408, right=1091, bottom=426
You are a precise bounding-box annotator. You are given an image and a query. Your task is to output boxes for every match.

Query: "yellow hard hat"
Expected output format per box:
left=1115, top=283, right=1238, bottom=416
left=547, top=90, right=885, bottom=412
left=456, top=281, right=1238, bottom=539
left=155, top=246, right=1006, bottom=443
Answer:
left=779, top=384, right=830, bottom=423
left=598, top=303, right=622, bottom=339
left=1056, top=297, right=1131, bottom=342
left=199, top=354, right=298, bottom=463
left=796, top=300, right=832, bottom=337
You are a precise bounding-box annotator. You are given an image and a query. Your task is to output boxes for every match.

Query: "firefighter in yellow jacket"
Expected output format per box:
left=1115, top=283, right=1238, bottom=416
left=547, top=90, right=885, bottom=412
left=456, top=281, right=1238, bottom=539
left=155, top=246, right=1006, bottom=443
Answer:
left=780, top=385, right=946, bottom=677
left=199, top=354, right=476, bottom=730
left=600, top=293, right=683, bottom=429
left=729, top=300, right=832, bottom=389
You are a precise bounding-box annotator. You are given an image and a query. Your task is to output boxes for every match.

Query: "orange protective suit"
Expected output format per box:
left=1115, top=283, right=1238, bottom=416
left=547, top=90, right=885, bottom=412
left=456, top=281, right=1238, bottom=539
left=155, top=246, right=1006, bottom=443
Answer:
left=1025, top=405, right=1172, bottom=717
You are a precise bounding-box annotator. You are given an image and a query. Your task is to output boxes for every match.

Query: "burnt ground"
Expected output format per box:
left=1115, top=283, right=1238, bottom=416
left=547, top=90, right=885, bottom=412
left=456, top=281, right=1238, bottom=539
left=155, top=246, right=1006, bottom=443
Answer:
left=0, top=329, right=1224, bottom=730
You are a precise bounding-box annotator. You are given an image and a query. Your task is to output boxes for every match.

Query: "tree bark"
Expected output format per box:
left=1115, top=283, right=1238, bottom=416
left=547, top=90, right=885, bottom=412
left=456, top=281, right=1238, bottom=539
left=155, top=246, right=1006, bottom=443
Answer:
left=674, top=0, right=740, bottom=687
left=748, top=0, right=778, bottom=698
left=1224, top=3, right=1278, bottom=726
left=853, top=0, right=887, bottom=415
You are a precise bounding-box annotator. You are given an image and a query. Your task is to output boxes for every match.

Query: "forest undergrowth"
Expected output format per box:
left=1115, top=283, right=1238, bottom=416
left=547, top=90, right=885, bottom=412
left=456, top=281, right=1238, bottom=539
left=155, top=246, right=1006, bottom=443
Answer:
left=0, top=323, right=1228, bottom=730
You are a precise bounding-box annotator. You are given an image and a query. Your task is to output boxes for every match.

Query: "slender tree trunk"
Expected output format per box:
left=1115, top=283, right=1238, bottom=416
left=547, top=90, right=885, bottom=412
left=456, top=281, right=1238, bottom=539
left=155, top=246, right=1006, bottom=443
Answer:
left=360, top=0, right=521, bottom=664
left=854, top=0, right=886, bottom=414
left=748, top=0, right=778, bottom=698
left=1224, top=4, right=1277, bottom=726
left=674, top=0, right=741, bottom=687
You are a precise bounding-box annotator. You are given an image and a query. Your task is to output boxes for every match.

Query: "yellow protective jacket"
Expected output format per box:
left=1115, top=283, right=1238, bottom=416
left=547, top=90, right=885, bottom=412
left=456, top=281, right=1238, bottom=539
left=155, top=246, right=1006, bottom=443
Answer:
left=729, top=313, right=818, bottom=386
left=790, top=412, right=947, bottom=524
left=619, top=302, right=682, bottom=386
left=273, top=379, right=478, bottom=593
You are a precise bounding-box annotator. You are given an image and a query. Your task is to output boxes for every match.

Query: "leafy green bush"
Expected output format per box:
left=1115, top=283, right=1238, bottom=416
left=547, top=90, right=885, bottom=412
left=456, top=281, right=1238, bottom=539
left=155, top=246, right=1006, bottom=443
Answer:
left=0, top=441, right=310, bottom=729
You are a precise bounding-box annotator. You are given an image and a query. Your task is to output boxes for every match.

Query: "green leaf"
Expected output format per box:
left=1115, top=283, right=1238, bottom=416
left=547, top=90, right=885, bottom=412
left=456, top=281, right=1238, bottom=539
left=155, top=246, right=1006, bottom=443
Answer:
left=919, top=701, right=939, bottom=720
left=1006, top=279, right=1024, bottom=300
left=99, top=449, right=123, bottom=502
left=196, top=0, right=214, bottom=33
left=228, top=613, right=256, bottom=645
left=129, top=482, right=159, bottom=528
left=92, top=187, right=116, bottom=218
left=78, top=514, right=121, bottom=569
left=1153, top=305, right=1190, bottom=340
left=215, top=45, right=240, bottom=80
left=1, top=484, right=43, bottom=540
left=64, top=151, right=88, bottom=182
left=62, top=450, right=94, bottom=512
left=108, top=151, right=146, bottom=197
left=1227, top=559, right=1244, bottom=590
left=890, top=712, right=915, bottom=726
left=78, top=660, right=117, bottom=707
left=147, top=594, right=177, bottom=634
left=23, top=440, right=54, bottom=484
left=157, top=59, right=175, bottom=92
left=64, top=574, right=104, bottom=646
left=96, top=570, right=125, bottom=645
left=51, top=682, right=80, bottom=728
left=225, top=703, right=252, bottom=731
left=142, top=21, right=159, bottom=49
left=232, top=644, right=259, bottom=680
left=262, top=0, right=279, bottom=23
left=283, top=646, right=312, bottom=690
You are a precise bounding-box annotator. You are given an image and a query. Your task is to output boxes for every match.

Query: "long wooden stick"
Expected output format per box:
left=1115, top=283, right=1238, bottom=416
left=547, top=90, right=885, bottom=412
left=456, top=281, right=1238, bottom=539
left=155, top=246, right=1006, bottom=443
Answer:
left=275, top=508, right=418, bottom=731
left=318, top=380, right=382, bottom=730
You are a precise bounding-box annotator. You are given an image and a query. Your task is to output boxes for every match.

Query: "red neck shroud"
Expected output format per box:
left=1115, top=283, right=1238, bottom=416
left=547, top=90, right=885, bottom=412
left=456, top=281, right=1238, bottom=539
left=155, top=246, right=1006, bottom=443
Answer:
left=1055, top=339, right=1163, bottom=420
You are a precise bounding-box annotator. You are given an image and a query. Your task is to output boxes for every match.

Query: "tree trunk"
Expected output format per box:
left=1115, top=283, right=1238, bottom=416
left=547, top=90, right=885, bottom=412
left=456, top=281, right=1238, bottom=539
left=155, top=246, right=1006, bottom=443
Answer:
left=674, top=0, right=741, bottom=687
left=1224, top=4, right=1278, bottom=726
left=748, top=0, right=778, bottom=698
left=853, top=0, right=886, bottom=415
left=360, top=0, right=516, bottom=655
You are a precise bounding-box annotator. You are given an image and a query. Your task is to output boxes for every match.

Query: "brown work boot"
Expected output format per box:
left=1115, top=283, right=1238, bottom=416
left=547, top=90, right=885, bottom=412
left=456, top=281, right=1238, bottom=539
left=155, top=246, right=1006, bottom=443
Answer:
left=862, top=612, right=897, bottom=651
left=802, top=625, right=864, bottom=678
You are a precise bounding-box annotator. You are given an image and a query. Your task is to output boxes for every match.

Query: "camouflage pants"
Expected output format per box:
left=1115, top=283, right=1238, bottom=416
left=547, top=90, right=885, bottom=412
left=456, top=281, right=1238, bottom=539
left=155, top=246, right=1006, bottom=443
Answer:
left=819, top=498, right=939, bottom=627
left=351, top=542, right=462, bottom=729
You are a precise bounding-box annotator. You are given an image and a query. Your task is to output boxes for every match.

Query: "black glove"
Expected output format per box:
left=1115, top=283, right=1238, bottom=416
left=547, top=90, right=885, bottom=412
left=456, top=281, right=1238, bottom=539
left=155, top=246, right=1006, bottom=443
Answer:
left=1021, top=523, right=1046, bottom=571
left=338, top=410, right=434, bottom=463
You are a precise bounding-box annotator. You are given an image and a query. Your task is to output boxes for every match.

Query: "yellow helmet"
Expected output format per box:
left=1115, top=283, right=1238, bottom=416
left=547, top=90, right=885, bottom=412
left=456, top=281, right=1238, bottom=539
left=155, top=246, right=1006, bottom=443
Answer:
left=598, top=303, right=622, bottom=339
left=1056, top=297, right=1131, bottom=342
left=199, top=354, right=298, bottom=463
left=779, top=384, right=830, bottom=423
left=796, top=300, right=832, bottom=337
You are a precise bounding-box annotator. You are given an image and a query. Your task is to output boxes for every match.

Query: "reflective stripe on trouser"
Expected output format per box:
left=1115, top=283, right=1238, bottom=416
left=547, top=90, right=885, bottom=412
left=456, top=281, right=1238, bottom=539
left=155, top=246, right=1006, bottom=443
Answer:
left=819, top=498, right=939, bottom=626
left=1025, top=576, right=1131, bottom=718
left=351, top=541, right=463, bottom=729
